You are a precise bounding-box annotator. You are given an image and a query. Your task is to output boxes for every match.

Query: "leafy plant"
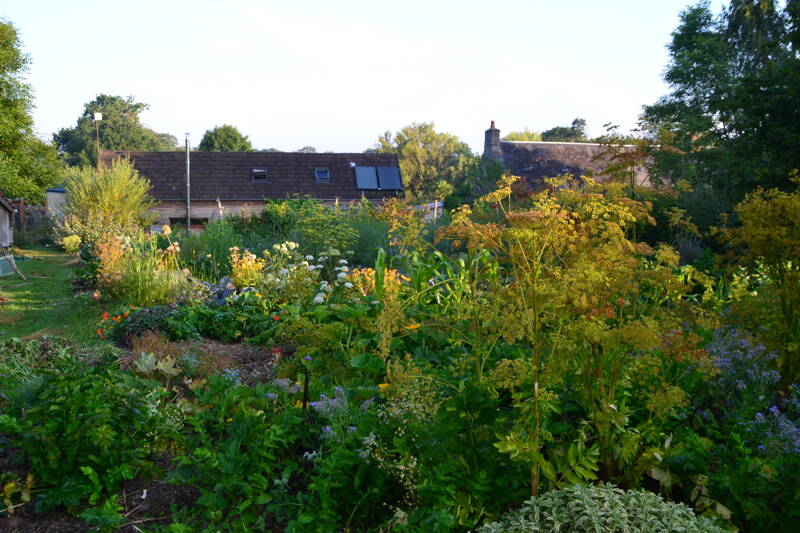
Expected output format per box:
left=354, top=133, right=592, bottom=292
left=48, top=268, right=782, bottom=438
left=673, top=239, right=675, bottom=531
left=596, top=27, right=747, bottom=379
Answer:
left=478, top=483, right=725, bottom=533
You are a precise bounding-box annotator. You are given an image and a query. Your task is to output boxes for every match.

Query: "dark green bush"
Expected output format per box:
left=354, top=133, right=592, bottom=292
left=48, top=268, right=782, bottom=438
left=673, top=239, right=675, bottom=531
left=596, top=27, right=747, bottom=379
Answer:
left=0, top=365, right=178, bottom=510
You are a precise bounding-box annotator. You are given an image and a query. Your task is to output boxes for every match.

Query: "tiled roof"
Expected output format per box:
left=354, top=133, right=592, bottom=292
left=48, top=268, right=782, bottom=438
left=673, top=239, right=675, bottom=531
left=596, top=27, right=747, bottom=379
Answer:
left=499, top=141, right=649, bottom=186
left=99, top=151, right=404, bottom=201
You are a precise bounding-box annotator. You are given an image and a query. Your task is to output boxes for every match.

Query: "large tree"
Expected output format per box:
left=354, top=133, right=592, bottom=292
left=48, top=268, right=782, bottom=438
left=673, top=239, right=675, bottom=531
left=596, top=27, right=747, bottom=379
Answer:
left=0, top=19, right=63, bottom=202
left=197, top=124, right=252, bottom=152
left=54, top=94, right=177, bottom=166
left=371, top=122, right=474, bottom=201
left=642, top=0, right=800, bottom=198
left=541, top=118, right=588, bottom=142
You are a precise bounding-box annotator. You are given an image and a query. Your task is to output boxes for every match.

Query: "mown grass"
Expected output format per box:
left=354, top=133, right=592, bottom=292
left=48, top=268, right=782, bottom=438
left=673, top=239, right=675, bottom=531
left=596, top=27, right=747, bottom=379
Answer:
left=0, top=245, right=105, bottom=344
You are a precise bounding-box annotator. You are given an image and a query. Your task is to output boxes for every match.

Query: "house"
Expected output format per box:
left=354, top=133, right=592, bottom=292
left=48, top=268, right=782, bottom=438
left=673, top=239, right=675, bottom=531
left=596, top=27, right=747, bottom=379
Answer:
left=482, top=122, right=649, bottom=187
left=0, top=192, right=13, bottom=247
left=99, top=150, right=404, bottom=226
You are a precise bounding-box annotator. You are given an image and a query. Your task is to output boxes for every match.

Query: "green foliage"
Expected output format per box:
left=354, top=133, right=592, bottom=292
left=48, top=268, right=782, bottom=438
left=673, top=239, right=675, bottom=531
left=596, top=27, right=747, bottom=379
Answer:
left=721, top=182, right=800, bottom=382
left=0, top=20, right=63, bottom=202
left=53, top=94, right=177, bottom=167
left=478, top=483, right=725, bottom=532
left=372, top=122, right=475, bottom=201
left=642, top=0, right=800, bottom=196
left=502, top=128, right=542, bottom=142
left=0, top=365, right=177, bottom=510
left=59, top=158, right=155, bottom=241
left=60, top=234, right=81, bottom=254
left=197, top=124, right=253, bottom=152
left=167, top=377, right=307, bottom=530
left=541, top=117, right=588, bottom=142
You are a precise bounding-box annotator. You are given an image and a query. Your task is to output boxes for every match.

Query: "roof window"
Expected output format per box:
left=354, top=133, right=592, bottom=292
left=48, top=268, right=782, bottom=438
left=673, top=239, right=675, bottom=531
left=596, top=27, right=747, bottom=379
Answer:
left=314, top=167, right=330, bottom=182
left=252, top=167, right=269, bottom=183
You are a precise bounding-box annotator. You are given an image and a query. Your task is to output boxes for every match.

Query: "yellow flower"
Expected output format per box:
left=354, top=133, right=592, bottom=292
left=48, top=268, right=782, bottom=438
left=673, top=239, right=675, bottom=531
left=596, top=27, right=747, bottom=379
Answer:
left=404, top=323, right=421, bottom=331
left=161, top=225, right=172, bottom=235
left=378, top=383, right=389, bottom=392
left=295, top=400, right=305, bottom=408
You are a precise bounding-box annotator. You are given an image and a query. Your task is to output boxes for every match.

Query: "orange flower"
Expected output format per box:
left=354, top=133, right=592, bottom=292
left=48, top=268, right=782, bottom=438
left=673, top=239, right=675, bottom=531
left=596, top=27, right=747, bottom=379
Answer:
left=272, top=315, right=280, bottom=321
left=102, top=312, right=109, bottom=320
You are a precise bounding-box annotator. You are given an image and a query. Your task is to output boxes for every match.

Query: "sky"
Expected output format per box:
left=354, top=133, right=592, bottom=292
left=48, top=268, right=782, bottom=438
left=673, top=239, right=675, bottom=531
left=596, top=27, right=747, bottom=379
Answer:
left=3, top=0, right=726, bottom=154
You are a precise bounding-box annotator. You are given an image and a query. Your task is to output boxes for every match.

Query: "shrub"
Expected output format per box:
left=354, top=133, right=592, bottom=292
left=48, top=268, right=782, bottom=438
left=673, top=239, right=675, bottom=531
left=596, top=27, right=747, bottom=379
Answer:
left=478, top=484, right=725, bottom=533
left=58, top=158, right=154, bottom=242
left=61, top=234, right=81, bottom=254
left=0, top=365, right=178, bottom=510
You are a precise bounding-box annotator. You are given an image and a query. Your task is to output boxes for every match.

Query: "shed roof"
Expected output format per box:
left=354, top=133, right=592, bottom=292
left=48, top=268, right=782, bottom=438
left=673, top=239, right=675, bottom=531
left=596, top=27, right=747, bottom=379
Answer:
left=0, top=192, right=14, bottom=214
left=99, top=151, right=404, bottom=202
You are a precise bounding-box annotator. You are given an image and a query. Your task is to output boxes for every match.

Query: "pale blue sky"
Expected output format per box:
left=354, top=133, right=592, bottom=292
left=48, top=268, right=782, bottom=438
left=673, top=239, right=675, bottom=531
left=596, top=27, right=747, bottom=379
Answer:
left=3, top=0, right=725, bottom=153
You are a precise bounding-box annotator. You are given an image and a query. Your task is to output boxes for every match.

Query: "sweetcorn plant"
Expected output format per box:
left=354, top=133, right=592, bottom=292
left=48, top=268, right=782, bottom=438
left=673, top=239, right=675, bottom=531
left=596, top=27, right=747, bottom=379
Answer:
left=478, top=484, right=725, bottom=533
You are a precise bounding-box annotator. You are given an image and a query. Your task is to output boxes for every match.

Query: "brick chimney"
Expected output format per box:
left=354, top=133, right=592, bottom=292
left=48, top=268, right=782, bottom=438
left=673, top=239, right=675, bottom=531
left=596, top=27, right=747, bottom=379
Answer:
left=483, top=120, right=502, bottom=161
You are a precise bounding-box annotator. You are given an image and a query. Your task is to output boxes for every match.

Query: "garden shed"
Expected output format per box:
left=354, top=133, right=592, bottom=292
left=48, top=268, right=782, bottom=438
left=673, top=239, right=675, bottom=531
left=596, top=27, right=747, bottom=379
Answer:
left=0, top=192, right=13, bottom=247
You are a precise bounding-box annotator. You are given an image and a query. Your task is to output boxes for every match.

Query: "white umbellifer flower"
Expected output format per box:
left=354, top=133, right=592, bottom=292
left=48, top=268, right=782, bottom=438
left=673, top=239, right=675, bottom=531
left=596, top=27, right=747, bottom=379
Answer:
left=307, top=265, right=316, bottom=271
left=313, top=293, right=325, bottom=304
left=315, top=264, right=323, bottom=270
left=338, top=259, right=348, bottom=265
left=324, top=284, right=333, bottom=292
left=278, top=268, right=289, bottom=276
left=337, top=272, right=347, bottom=280
left=344, top=282, right=354, bottom=289
left=319, top=281, right=329, bottom=288
left=300, top=261, right=309, bottom=267
left=371, top=300, right=379, bottom=305
left=339, top=266, right=349, bottom=272
left=305, top=255, right=314, bottom=261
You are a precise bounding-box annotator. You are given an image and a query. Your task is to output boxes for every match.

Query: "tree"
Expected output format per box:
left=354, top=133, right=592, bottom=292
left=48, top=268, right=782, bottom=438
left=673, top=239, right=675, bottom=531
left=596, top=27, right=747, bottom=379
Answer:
left=197, top=124, right=253, bottom=152
left=0, top=19, right=63, bottom=202
left=502, top=128, right=542, bottom=142
left=371, top=122, right=475, bottom=201
left=541, top=118, right=588, bottom=142
left=54, top=95, right=178, bottom=166
left=59, top=158, right=155, bottom=241
left=642, top=0, right=800, bottom=198
left=296, top=146, right=317, bottom=153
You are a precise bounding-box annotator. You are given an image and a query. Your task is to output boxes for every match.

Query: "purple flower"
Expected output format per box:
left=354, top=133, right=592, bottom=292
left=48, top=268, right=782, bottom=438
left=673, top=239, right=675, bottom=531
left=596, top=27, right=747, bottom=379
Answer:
left=347, top=426, right=357, bottom=433
left=265, top=392, right=278, bottom=400
left=303, top=355, right=312, bottom=362
left=322, top=426, right=333, bottom=433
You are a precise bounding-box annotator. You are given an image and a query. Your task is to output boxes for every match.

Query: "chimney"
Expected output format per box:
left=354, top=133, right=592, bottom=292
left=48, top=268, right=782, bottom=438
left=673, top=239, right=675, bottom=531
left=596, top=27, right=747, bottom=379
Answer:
left=483, top=120, right=502, bottom=161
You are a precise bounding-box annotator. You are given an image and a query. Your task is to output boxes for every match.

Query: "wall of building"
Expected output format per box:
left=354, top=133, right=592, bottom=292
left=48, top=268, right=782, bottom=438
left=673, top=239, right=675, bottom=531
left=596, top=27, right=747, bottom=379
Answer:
left=0, top=210, right=12, bottom=247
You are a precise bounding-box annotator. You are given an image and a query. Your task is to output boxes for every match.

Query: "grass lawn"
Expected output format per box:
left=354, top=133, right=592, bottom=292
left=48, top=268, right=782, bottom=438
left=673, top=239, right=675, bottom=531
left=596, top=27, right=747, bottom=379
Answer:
left=0, top=245, right=105, bottom=344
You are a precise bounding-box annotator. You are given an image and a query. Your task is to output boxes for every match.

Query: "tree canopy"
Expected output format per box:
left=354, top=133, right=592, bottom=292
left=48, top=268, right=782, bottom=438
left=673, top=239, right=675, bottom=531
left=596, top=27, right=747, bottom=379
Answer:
left=371, top=122, right=475, bottom=201
left=0, top=19, right=63, bottom=202
left=642, top=0, right=800, bottom=198
left=197, top=124, right=253, bottom=152
left=54, top=95, right=177, bottom=167
left=541, top=118, right=588, bottom=142
left=502, top=128, right=542, bottom=142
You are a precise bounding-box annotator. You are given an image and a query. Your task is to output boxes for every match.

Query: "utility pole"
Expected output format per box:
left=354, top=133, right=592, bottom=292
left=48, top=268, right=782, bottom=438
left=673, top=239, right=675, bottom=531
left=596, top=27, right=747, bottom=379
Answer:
left=94, top=112, right=103, bottom=170
left=185, top=133, right=191, bottom=230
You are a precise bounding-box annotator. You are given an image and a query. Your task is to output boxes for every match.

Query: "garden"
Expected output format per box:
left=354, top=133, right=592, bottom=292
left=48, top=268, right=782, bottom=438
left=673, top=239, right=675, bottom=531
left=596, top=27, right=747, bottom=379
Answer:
left=1, top=168, right=800, bottom=532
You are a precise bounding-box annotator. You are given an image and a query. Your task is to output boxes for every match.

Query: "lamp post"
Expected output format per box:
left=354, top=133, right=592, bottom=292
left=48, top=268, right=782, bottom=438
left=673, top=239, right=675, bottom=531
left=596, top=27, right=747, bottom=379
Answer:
left=93, top=112, right=102, bottom=169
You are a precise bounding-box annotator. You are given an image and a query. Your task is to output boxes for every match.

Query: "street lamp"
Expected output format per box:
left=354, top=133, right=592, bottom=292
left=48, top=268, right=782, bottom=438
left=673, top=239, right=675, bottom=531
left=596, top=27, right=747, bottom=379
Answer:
left=93, top=112, right=102, bottom=169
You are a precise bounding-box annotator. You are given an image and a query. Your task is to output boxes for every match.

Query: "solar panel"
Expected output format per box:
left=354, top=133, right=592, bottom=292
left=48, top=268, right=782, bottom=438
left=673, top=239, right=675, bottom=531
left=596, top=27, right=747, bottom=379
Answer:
left=377, top=166, right=403, bottom=190
left=355, top=166, right=379, bottom=189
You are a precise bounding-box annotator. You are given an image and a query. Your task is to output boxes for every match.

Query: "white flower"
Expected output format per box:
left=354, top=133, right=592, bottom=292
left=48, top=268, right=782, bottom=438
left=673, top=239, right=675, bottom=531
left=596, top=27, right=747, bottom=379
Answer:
left=344, top=282, right=354, bottom=289
left=305, top=255, right=314, bottom=261
left=300, top=261, right=309, bottom=267
left=315, top=265, right=323, bottom=270
left=313, top=293, right=325, bottom=304
left=307, top=265, right=316, bottom=271
left=323, top=284, right=333, bottom=292
left=319, top=281, right=329, bottom=288
left=278, top=268, right=289, bottom=276
left=337, top=259, right=348, bottom=265
left=339, top=266, right=349, bottom=273
left=371, top=300, right=379, bottom=305
left=337, top=272, right=347, bottom=280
